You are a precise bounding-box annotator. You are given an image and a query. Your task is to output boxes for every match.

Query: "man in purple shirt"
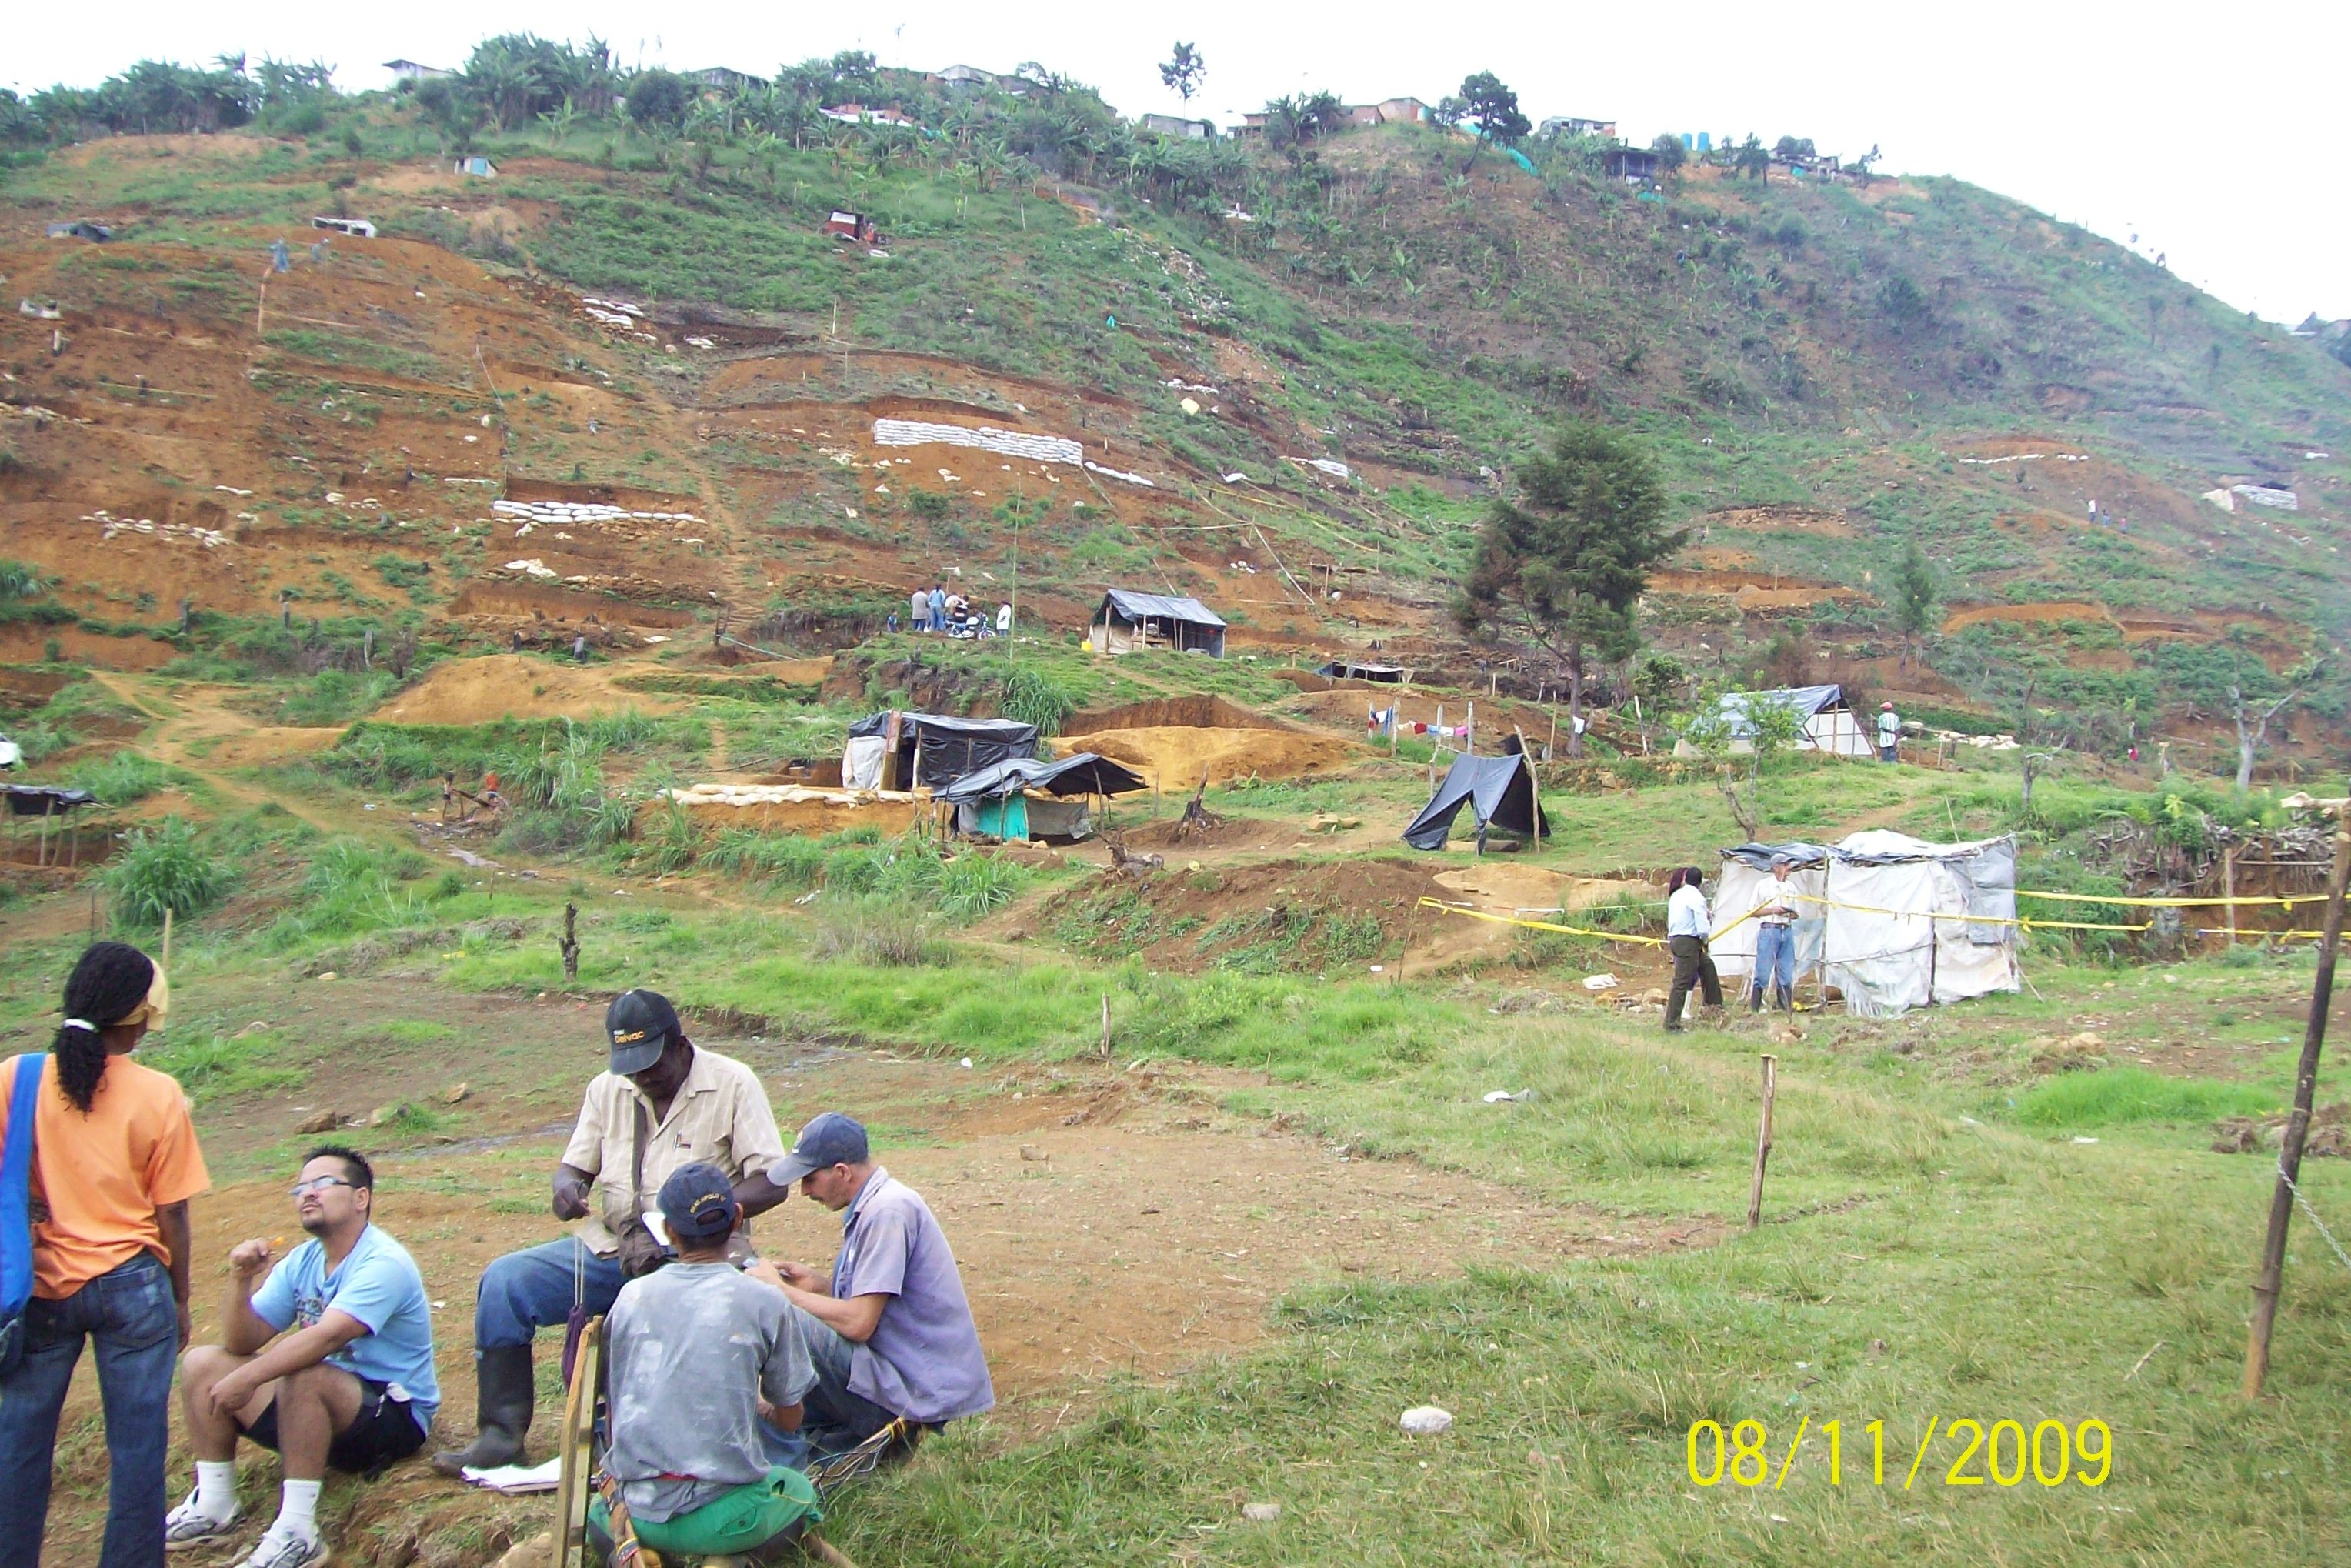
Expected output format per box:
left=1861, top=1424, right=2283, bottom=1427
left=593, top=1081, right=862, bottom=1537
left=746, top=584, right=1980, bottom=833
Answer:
left=749, top=1113, right=993, bottom=1456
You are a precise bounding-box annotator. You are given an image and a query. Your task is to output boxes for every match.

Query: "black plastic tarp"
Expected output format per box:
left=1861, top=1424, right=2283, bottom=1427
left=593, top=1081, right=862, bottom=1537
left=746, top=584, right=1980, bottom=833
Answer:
left=1400, top=752, right=1549, bottom=850
left=846, top=712, right=1039, bottom=789
left=1316, top=660, right=1408, bottom=682
left=934, top=752, right=1147, bottom=805
left=5, top=786, right=98, bottom=815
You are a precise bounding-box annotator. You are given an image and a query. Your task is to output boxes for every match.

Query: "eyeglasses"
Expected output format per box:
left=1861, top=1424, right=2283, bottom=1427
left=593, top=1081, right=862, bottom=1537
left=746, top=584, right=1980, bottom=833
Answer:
left=290, top=1176, right=354, bottom=1199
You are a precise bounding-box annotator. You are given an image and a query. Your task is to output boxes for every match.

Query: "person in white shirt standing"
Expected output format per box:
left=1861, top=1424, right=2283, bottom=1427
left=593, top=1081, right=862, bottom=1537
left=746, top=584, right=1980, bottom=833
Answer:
left=1749, top=856, right=1799, bottom=1013
left=1664, top=867, right=1723, bottom=1032
left=1876, top=702, right=1901, bottom=763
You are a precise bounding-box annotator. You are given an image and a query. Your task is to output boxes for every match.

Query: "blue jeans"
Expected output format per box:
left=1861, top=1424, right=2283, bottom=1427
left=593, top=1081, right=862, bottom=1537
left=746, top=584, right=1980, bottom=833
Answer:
left=785, top=1305, right=899, bottom=1459
left=473, top=1237, right=627, bottom=1352
left=1752, top=923, right=1796, bottom=1009
left=0, top=1253, right=179, bottom=1568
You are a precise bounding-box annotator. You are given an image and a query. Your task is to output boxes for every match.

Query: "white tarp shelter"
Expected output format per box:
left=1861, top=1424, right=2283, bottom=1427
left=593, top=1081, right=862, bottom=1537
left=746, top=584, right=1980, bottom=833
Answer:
left=1708, top=831, right=2019, bottom=1015
left=1816, top=830, right=2020, bottom=1016
left=1709, top=842, right=1831, bottom=982
left=1088, top=590, right=1226, bottom=657
left=1675, top=684, right=1874, bottom=759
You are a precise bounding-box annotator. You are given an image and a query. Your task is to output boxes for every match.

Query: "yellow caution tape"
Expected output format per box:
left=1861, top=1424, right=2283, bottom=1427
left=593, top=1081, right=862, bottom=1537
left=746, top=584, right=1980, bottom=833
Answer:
left=2015, top=888, right=2329, bottom=909
left=1414, top=897, right=1667, bottom=946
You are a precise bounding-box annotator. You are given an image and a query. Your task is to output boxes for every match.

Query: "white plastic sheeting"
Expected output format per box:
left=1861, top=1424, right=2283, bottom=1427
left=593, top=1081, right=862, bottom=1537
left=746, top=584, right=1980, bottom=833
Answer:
left=872, top=419, right=1083, bottom=465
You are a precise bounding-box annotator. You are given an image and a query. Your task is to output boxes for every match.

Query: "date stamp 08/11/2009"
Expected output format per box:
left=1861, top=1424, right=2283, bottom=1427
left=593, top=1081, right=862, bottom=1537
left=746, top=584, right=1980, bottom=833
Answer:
left=1687, top=1417, right=2114, bottom=1491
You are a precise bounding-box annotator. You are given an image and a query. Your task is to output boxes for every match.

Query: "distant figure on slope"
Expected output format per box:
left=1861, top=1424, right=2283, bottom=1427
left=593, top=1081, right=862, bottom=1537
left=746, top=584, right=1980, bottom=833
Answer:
left=1876, top=702, right=1901, bottom=763
left=928, top=585, right=946, bottom=633
left=909, top=588, right=928, bottom=634
left=996, top=602, right=1013, bottom=637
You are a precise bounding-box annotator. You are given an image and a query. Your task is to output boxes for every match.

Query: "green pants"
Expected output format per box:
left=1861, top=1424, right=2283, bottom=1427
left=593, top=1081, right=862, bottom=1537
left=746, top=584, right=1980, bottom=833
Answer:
left=591, top=1466, right=822, bottom=1558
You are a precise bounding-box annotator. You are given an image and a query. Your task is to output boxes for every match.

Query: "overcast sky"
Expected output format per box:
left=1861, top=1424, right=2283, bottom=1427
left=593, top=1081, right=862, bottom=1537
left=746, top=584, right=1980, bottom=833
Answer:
left=10, top=1, right=2346, bottom=326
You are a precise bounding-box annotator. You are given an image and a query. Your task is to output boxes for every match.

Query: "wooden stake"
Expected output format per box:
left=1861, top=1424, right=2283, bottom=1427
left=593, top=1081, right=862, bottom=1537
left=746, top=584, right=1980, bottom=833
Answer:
left=162, top=906, right=174, bottom=974
left=1516, top=725, right=1542, bottom=854
left=1429, top=705, right=1442, bottom=789
left=2244, top=817, right=2351, bottom=1396
left=559, top=902, right=582, bottom=983
left=2223, top=846, right=2237, bottom=946
left=1746, top=1054, right=1779, bottom=1230
left=1100, top=994, right=1112, bottom=1060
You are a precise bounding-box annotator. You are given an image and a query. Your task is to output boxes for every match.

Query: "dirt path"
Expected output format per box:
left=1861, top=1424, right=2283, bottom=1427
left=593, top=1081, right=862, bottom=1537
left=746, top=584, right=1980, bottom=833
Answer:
left=86, top=672, right=348, bottom=832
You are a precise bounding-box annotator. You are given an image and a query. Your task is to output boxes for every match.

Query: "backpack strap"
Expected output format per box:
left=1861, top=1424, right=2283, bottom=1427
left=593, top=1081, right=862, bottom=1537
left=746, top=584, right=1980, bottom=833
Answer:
left=1, top=1054, right=48, bottom=1314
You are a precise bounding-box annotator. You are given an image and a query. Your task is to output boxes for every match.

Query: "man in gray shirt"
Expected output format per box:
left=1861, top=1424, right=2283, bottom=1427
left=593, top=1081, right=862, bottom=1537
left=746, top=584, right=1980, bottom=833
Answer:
left=753, top=1113, right=994, bottom=1456
left=595, top=1164, right=820, bottom=1562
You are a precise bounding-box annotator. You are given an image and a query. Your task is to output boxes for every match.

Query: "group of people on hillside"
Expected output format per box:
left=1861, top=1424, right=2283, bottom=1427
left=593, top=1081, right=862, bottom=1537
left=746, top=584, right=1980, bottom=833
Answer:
left=2, top=952, right=992, bottom=1568
left=890, top=583, right=1012, bottom=640
left=1662, top=855, right=1804, bottom=1030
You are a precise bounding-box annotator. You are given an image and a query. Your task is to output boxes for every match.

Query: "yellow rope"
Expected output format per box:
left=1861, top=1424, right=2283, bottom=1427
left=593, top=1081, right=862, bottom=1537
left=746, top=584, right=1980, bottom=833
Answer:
left=2016, top=888, right=2328, bottom=909
left=1414, top=897, right=1667, bottom=946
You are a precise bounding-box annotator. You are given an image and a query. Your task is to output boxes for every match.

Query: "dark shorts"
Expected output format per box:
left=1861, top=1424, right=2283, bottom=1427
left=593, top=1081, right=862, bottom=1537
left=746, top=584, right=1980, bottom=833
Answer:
left=244, top=1376, right=429, bottom=1474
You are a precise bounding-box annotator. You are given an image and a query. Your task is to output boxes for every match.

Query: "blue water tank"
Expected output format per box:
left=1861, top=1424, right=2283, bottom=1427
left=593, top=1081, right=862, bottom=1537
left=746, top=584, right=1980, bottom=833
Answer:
left=1697, top=132, right=1713, bottom=152
left=1682, top=132, right=1694, bottom=150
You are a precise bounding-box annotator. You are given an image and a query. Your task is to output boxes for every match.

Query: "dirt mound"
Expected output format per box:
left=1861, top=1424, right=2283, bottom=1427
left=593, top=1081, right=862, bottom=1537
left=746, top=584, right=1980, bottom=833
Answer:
left=1124, top=812, right=1302, bottom=852
left=1062, top=696, right=1287, bottom=734
left=1080, top=725, right=1359, bottom=789
left=1942, top=601, right=2111, bottom=632
left=1046, top=854, right=1440, bottom=973
left=378, top=656, right=686, bottom=727
left=662, top=792, right=920, bottom=837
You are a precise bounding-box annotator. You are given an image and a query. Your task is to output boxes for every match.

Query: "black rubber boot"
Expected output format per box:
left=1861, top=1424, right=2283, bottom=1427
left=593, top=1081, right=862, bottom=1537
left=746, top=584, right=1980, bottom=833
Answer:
left=432, top=1344, right=535, bottom=1476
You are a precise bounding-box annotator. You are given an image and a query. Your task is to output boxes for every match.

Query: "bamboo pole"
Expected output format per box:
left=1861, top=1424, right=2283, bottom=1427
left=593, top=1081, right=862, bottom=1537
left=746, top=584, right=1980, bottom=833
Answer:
left=1746, top=1054, right=1779, bottom=1230
left=1429, top=705, right=1442, bottom=789
left=2243, top=817, right=2351, bottom=1397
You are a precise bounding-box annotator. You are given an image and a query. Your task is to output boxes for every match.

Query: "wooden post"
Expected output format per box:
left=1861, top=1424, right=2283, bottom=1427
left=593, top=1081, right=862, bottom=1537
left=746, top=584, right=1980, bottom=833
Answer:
left=1516, top=726, right=1542, bottom=853
left=2223, top=846, right=2237, bottom=946
left=162, top=906, right=174, bottom=976
left=1100, top=994, right=1112, bottom=1060
left=559, top=902, right=582, bottom=983
left=1466, top=701, right=1476, bottom=757
left=1746, top=1054, right=1779, bottom=1230
left=1429, top=705, right=1443, bottom=789
left=2244, top=816, right=2351, bottom=1397
left=36, top=808, right=49, bottom=869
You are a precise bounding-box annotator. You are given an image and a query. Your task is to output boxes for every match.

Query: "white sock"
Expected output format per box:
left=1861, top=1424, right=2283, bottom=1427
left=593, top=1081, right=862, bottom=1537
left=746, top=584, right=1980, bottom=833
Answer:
left=193, top=1460, right=239, bottom=1520
left=272, top=1479, right=322, bottom=1542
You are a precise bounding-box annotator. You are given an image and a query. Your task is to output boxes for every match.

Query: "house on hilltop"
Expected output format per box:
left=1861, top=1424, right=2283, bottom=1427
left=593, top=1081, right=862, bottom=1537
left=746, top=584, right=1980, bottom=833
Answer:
left=1538, top=115, right=1616, bottom=139
left=383, top=59, right=453, bottom=84
left=930, top=65, right=1035, bottom=95
left=1344, top=97, right=1431, bottom=126
left=689, top=67, right=767, bottom=94
left=1140, top=113, right=1215, bottom=139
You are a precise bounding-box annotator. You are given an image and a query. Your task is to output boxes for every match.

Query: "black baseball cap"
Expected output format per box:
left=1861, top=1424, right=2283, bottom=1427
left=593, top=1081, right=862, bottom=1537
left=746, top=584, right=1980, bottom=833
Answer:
left=657, top=1162, right=739, bottom=1242
left=769, top=1112, right=869, bottom=1186
left=605, top=989, right=682, bottom=1075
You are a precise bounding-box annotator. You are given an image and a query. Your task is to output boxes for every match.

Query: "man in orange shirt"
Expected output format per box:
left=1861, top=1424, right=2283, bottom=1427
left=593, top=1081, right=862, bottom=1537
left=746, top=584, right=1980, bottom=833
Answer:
left=0, top=942, right=210, bottom=1568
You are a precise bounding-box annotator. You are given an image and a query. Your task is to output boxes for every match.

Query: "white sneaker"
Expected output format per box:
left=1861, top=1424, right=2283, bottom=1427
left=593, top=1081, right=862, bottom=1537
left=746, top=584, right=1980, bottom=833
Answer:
left=165, top=1493, right=239, bottom=1552
left=235, top=1530, right=328, bottom=1568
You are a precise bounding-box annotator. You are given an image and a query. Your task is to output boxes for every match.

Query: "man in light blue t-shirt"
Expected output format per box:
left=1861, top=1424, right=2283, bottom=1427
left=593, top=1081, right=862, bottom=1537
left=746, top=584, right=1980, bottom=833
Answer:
left=168, top=1146, right=439, bottom=1568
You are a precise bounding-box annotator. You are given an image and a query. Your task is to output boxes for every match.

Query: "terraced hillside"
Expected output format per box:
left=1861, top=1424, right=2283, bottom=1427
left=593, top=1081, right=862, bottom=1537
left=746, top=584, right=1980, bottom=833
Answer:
left=2, top=67, right=2349, bottom=764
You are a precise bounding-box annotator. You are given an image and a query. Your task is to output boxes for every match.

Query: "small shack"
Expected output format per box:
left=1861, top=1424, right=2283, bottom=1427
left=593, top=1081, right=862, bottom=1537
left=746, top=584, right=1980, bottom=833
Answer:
left=1602, top=147, right=1661, bottom=181
left=1819, top=831, right=2020, bottom=1016
left=1708, top=842, right=1832, bottom=985
left=823, top=210, right=880, bottom=245
left=936, top=752, right=1146, bottom=842
left=1089, top=590, right=1226, bottom=658
left=311, top=216, right=377, bottom=239
left=45, top=222, right=112, bottom=242
left=843, top=712, right=1038, bottom=792
left=455, top=156, right=497, bottom=178
left=1401, top=749, right=1549, bottom=851
left=1676, top=684, right=1875, bottom=759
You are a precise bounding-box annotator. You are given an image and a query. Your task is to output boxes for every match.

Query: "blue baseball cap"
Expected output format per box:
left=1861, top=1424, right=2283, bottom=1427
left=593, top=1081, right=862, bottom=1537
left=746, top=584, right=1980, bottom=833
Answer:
left=657, top=1161, right=739, bottom=1242
left=769, top=1112, right=869, bottom=1186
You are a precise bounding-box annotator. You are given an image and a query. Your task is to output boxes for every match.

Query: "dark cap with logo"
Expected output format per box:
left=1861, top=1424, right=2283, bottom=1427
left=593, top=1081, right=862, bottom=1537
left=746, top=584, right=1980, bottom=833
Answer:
left=656, top=1161, right=739, bottom=1242
left=605, top=989, right=682, bottom=1076
left=769, top=1111, right=869, bottom=1186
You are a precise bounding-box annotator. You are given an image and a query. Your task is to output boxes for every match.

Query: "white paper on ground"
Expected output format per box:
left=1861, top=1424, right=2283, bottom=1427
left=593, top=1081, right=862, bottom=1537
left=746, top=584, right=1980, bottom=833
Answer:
left=461, top=1458, right=562, bottom=1493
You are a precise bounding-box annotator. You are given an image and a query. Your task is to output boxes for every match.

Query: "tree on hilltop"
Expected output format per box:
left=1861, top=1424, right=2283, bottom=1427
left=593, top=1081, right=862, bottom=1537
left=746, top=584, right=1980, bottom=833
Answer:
left=1649, top=133, right=1687, bottom=173
left=1438, top=71, right=1530, bottom=173
left=1159, top=42, right=1206, bottom=102
left=1458, top=424, right=1683, bottom=756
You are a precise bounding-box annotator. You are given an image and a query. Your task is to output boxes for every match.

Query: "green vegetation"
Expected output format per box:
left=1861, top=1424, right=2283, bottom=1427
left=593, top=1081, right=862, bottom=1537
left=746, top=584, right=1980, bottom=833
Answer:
left=102, top=816, right=232, bottom=927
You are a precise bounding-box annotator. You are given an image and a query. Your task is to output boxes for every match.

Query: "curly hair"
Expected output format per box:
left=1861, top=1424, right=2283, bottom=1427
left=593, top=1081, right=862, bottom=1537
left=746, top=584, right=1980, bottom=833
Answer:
left=53, top=942, right=157, bottom=1113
